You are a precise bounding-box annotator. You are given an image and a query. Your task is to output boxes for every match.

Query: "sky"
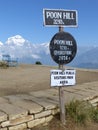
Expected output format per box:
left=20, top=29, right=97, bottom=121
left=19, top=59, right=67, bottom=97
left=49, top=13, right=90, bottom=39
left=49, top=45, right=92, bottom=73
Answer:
left=0, top=0, right=98, bottom=46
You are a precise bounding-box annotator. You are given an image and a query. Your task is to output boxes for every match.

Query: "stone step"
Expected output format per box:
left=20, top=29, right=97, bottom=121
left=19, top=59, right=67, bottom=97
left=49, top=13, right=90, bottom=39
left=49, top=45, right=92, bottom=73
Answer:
left=5, top=95, right=43, bottom=114
left=16, top=94, right=58, bottom=110
left=0, top=103, right=28, bottom=120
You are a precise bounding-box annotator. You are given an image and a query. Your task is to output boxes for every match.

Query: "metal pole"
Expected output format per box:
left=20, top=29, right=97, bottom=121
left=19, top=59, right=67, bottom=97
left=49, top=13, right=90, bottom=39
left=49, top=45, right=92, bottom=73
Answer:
left=59, top=26, right=66, bottom=125
left=59, top=26, right=64, bottom=32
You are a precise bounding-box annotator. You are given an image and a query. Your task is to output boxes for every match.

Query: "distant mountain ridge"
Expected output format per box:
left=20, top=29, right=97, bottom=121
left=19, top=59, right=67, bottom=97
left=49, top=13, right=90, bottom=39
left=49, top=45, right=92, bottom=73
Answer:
left=0, top=35, right=51, bottom=64
left=0, top=35, right=98, bottom=69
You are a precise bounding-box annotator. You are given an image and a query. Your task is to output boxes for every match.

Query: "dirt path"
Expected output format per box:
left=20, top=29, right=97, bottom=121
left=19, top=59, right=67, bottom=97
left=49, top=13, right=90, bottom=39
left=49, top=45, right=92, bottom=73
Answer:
left=0, top=64, right=98, bottom=96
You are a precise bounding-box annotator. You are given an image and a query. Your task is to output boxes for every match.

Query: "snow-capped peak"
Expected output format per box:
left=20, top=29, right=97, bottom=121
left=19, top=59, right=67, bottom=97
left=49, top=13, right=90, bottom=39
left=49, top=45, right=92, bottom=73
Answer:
left=0, top=41, right=3, bottom=46
left=6, top=35, right=26, bottom=46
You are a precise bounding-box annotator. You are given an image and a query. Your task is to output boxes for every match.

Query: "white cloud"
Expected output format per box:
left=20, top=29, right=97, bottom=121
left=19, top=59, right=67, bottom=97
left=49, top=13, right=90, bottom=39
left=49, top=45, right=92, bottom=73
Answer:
left=31, top=54, right=41, bottom=59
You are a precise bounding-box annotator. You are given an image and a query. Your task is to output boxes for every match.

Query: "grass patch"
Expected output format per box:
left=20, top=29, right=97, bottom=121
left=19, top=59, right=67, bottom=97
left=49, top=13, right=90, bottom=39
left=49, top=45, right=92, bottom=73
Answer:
left=90, top=107, right=98, bottom=123
left=66, top=99, right=98, bottom=125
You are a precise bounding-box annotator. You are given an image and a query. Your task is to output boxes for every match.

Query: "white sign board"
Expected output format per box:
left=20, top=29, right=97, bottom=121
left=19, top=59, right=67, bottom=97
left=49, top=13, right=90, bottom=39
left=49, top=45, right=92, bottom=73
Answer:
left=50, top=69, right=76, bottom=87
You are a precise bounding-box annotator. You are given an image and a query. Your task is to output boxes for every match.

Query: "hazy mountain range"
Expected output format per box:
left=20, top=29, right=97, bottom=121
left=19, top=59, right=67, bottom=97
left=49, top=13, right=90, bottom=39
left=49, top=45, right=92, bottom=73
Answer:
left=0, top=35, right=98, bottom=69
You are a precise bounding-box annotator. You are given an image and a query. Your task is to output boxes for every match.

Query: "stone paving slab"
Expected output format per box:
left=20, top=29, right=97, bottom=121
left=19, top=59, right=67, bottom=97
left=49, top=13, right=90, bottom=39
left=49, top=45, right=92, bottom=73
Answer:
left=30, top=88, right=58, bottom=97
left=0, top=103, right=28, bottom=120
left=15, top=94, right=57, bottom=110
left=4, top=95, right=43, bottom=114
left=30, top=89, right=59, bottom=104
left=0, top=97, right=8, bottom=104
left=63, top=90, right=83, bottom=104
left=30, top=89, right=58, bottom=98
left=74, top=90, right=96, bottom=97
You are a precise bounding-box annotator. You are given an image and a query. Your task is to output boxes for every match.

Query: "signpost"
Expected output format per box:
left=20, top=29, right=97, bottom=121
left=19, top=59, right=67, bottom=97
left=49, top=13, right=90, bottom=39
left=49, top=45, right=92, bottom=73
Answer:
left=43, top=8, right=78, bottom=125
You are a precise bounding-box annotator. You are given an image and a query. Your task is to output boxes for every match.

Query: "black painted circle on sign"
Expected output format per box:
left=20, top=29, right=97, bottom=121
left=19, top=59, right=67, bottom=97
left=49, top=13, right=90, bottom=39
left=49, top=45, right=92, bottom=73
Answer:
left=49, top=31, right=77, bottom=65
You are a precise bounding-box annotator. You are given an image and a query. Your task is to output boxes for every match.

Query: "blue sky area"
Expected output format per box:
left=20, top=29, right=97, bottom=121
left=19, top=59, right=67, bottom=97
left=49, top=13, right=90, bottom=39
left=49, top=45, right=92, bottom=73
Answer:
left=0, top=0, right=98, bottom=46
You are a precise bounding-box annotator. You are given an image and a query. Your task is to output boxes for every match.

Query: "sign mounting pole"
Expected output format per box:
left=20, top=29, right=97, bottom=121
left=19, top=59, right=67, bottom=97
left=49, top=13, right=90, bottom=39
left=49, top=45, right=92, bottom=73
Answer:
left=43, top=8, right=78, bottom=125
left=59, top=26, right=66, bottom=125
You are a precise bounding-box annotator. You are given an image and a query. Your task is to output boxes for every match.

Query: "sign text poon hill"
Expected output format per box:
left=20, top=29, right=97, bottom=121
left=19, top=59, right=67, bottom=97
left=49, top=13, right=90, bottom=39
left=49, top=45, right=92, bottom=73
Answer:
left=43, top=9, right=78, bottom=27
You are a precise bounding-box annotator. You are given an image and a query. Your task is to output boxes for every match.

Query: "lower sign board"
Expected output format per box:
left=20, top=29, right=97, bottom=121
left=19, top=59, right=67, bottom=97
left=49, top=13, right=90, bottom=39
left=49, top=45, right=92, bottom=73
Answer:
left=50, top=69, right=76, bottom=87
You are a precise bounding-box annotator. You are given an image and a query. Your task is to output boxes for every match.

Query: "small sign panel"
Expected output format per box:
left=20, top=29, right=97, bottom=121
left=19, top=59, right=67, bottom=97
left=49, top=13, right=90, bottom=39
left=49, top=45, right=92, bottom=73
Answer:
left=49, top=31, right=77, bottom=65
left=50, top=69, right=76, bottom=87
left=43, top=9, right=78, bottom=27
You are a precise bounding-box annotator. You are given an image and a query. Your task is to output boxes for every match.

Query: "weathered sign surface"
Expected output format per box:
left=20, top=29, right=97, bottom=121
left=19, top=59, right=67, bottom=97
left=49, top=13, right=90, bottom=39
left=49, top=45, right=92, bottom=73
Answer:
left=49, top=31, right=77, bottom=65
left=43, top=9, right=78, bottom=27
left=50, top=69, right=76, bottom=87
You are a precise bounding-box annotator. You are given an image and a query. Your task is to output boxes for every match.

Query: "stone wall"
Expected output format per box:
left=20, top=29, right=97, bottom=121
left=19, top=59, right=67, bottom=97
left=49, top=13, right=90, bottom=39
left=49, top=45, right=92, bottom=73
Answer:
left=0, top=108, right=59, bottom=130
left=0, top=92, right=60, bottom=130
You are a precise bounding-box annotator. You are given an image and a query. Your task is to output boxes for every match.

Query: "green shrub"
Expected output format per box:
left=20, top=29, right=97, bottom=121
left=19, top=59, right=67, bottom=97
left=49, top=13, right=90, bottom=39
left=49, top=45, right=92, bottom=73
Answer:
left=35, top=61, right=42, bottom=65
left=0, top=61, right=9, bottom=68
left=66, top=99, right=94, bottom=125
